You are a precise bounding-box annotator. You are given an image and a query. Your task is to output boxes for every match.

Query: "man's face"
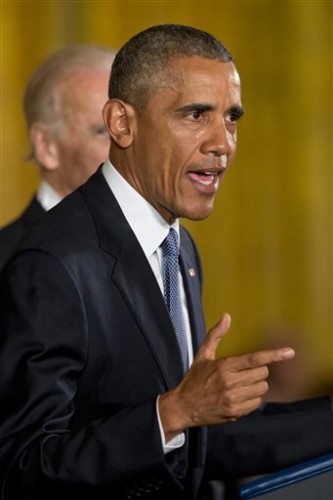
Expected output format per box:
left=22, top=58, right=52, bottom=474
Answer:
left=54, top=71, right=110, bottom=195
left=122, top=57, right=242, bottom=223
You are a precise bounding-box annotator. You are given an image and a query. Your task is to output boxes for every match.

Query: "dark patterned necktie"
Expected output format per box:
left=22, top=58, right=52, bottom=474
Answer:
left=160, top=228, right=188, bottom=371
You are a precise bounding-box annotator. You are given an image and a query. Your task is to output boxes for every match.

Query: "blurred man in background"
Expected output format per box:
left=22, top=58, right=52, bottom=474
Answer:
left=0, top=44, right=116, bottom=269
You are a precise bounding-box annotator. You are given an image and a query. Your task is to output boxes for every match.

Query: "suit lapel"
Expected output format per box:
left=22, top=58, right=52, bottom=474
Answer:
left=80, top=168, right=184, bottom=390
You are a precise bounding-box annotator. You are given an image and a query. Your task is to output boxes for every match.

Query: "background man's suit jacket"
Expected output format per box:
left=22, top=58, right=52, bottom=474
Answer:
left=0, top=167, right=332, bottom=500
left=0, top=196, right=44, bottom=270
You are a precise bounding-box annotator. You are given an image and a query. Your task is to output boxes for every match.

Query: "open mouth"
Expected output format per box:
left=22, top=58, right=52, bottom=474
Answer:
left=187, top=169, right=224, bottom=187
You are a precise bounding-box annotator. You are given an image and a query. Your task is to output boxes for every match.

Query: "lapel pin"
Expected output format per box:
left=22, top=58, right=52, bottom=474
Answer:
left=188, top=268, right=196, bottom=277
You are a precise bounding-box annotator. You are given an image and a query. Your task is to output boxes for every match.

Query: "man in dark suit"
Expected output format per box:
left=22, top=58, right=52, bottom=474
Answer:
left=0, top=44, right=116, bottom=270
left=0, top=24, right=332, bottom=500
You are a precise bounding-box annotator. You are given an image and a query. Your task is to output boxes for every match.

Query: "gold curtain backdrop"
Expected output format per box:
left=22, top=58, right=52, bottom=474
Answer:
left=1, top=1, right=332, bottom=388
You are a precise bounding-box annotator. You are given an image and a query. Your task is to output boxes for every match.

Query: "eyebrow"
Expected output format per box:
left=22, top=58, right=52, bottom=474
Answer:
left=175, top=102, right=245, bottom=117
left=175, top=103, right=214, bottom=114
left=229, top=105, right=245, bottom=118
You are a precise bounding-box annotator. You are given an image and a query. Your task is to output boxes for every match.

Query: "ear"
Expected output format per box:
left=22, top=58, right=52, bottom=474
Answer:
left=29, top=123, right=60, bottom=170
left=102, top=99, right=134, bottom=149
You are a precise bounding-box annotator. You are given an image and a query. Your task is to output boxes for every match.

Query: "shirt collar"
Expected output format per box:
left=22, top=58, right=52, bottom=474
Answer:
left=36, top=180, right=63, bottom=211
left=102, top=159, right=179, bottom=258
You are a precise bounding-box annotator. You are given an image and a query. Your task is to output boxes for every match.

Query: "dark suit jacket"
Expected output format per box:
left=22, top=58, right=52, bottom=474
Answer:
left=0, top=167, right=332, bottom=500
left=0, top=196, right=44, bottom=270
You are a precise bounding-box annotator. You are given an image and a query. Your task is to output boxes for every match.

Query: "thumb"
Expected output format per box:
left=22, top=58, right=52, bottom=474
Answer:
left=195, top=313, right=231, bottom=362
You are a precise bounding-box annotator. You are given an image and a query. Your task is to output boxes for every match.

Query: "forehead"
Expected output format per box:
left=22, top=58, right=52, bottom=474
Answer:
left=152, top=56, right=241, bottom=106
left=59, top=71, right=109, bottom=103
left=58, top=71, right=109, bottom=118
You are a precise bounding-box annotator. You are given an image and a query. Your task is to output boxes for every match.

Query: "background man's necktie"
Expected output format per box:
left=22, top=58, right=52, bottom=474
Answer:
left=160, top=228, right=188, bottom=371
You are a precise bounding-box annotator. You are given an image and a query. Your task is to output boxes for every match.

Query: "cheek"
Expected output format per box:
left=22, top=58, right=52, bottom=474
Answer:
left=135, top=127, right=193, bottom=190
left=78, top=138, right=110, bottom=168
left=228, top=137, right=237, bottom=163
left=229, top=130, right=237, bottom=149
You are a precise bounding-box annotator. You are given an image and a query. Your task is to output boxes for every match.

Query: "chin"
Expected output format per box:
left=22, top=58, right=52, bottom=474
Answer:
left=181, top=206, right=214, bottom=221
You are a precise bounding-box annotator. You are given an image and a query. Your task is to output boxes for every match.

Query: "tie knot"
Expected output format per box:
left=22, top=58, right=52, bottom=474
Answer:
left=160, top=228, right=179, bottom=257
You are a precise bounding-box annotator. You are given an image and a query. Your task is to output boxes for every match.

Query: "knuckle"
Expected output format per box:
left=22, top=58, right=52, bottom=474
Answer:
left=223, top=403, right=236, bottom=418
left=221, top=377, right=234, bottom=391
left=223, top=391, right=238, bottom=408
left=248, top=352, right=260, bottom=366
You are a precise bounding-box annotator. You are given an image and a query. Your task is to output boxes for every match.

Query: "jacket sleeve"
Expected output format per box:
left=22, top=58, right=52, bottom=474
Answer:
left=0, top=250, right=183, bottom=498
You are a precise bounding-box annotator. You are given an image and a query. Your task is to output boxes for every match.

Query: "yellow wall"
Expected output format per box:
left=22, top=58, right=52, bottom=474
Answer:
left=1, top=1, right=332, bottom=386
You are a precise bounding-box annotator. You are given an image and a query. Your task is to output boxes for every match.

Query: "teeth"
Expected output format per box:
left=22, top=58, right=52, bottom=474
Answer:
left=201, top=178, right=214, bottom=185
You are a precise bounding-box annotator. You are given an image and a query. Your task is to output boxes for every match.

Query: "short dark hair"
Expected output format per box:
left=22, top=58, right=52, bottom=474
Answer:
left=109, top=24, right=233, bottom=109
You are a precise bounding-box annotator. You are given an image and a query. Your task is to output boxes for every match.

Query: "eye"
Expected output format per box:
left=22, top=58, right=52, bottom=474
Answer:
left=228, top=113, right=241, bottom=124
left=186, top=108, right=210, bottom=125
left=189, top=110, right=205, bottom=121
left=226, top=107, right=244, bottom=124
left=229, top=113, right=238, bottom=123
left=92, top=125, right=108, bottom=136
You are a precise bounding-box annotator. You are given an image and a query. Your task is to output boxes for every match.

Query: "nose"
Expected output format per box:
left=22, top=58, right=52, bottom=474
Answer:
left=201, top=120, right=235, bottom=157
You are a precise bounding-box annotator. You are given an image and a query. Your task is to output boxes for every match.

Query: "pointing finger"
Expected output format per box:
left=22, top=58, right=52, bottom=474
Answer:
left=235, top=347, right=295, bottom=371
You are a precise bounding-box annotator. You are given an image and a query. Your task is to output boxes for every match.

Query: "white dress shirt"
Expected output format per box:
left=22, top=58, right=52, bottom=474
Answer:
left=36, top=181, right=62, bottom=211
left=102, top=159, right=194, bottom=453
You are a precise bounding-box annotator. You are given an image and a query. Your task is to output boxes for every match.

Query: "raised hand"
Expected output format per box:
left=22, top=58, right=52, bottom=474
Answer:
left=159, top=313, right=295, bottom=442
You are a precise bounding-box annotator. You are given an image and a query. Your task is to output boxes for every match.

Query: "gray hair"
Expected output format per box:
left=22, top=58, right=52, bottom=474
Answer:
left=24, top=44, right=116, bottom=131
left=109, top=24, right=233, bottom=110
